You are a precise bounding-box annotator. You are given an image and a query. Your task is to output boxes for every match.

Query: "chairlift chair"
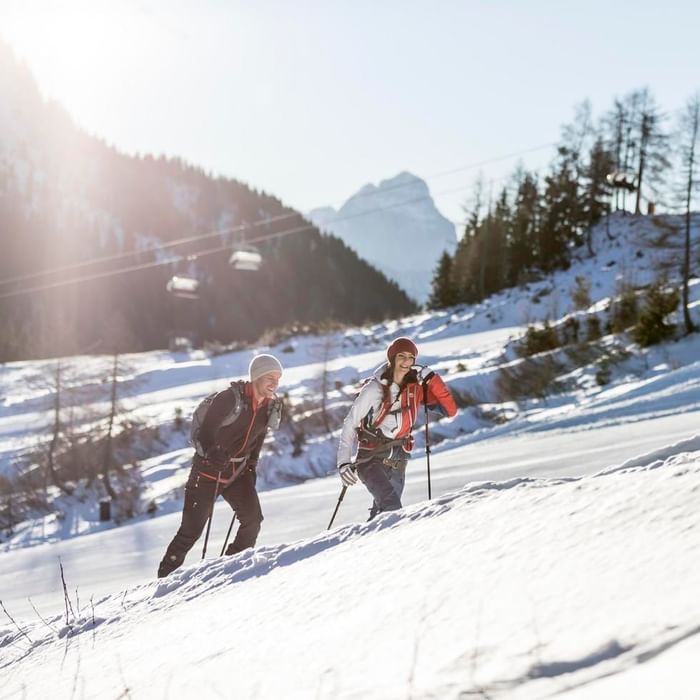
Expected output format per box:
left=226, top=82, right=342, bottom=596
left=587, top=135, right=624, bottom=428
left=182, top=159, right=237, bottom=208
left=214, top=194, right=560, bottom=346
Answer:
left=166, top=275, right=200, bottom=300
left=229, top=246, right=262, bottom=271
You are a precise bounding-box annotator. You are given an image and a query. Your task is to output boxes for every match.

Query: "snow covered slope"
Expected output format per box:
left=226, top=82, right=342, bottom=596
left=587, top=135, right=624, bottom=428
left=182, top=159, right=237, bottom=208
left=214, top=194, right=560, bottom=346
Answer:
left=308, top=171, right=457, bottom=303
left=1, top=445, right=699, bottom=699
left=1, top=212, right=699, bottom=697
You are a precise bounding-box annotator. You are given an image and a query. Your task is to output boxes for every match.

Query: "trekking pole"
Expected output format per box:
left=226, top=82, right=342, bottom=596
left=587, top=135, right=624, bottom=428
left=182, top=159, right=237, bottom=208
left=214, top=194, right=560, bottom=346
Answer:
left=220, top=514, right=236, bottom=556
left=217, top=460, right=250, bottom=556
left=326, top=446, right=402, bottom=530
left=201, top=476, right=221, bottom=560
left=327, top=485, right=348, bottom=530
left=423, top=381, right=432, bottom=500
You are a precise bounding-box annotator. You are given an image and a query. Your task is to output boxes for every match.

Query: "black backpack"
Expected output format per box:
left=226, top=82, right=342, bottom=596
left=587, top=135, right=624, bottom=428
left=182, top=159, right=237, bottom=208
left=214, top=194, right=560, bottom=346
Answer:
left=190, top=382, right=283, bottom=457
left=190, top=383, right=244, bottom=457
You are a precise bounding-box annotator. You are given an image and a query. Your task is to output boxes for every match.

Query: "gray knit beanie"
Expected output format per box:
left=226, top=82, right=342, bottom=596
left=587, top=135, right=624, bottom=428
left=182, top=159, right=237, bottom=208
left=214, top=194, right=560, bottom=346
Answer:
left=248, top=354, right=283, bottom=382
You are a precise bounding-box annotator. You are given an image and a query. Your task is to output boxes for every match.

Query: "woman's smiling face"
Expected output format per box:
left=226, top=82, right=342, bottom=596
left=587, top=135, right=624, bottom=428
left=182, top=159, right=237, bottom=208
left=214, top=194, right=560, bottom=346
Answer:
left=393, top=351, right=416, bottom=381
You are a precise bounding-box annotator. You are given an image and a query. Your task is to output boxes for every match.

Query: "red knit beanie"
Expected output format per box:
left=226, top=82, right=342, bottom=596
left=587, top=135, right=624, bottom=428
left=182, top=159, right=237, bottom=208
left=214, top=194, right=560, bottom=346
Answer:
left=386, top=337, right=418, bottom=363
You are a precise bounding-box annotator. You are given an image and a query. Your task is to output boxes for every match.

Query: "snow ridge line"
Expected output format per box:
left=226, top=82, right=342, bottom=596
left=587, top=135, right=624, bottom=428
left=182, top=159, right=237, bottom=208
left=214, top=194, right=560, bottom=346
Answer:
left=151, top=473, right=577, bottom=603
left=94, top=463, right=689, bottom=606
left=3, top=456, right=697, bottom=659
left=0, top=476, right=558, bottom=653
left=599, top=433, right=700, bottom=474
left=461, top=621, right=700, bottom=697
left=525, top=621, right=700, bottom=694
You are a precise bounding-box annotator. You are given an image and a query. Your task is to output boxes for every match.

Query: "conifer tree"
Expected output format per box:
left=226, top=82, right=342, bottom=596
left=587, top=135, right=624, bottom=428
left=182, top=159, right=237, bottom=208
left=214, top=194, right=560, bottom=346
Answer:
left=632, top=89, right=670, bottom=214
left=508, top=171, right=539, bottom=283
left=604, top=98, right=628, bottom=212
left=631, top=279, right=679, bottom=347
left=535, top=104, right=601, bottom=270
left=428, top=251, right=459, bottom=309
left=538, top=149, right=581, bottom=271
left=581, top=137, right=615, bottom=254
left=675, top=92, right=700, bottom=334
left=486, top=189, right=510, bottom=294
left=452, top=176, right=484, bottom=303
left=602, top=95, right=639, bottom=212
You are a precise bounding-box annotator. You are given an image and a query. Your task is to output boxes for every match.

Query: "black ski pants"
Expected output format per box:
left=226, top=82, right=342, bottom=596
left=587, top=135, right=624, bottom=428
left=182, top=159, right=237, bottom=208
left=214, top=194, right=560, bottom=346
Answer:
left=158, top=466, right=263, bottom=577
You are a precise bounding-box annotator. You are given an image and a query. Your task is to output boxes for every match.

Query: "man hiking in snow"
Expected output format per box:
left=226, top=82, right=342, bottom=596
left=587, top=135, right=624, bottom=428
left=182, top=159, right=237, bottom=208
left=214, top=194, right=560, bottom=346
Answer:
left=337, top=337, right=456, bottom=519
left=158, top=354, right=283, bottom=578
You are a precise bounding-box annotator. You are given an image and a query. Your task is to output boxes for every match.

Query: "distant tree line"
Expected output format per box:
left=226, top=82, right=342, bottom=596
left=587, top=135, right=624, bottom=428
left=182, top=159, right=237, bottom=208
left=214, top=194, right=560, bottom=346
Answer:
left=0, top=43, right=416, bottom=361
left=429, top=88, right=700, bottom=335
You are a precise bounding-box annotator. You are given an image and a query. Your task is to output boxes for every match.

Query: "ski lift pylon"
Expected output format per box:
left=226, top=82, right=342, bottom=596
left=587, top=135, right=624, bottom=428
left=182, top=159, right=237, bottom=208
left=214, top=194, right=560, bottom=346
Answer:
left=166, top=275, right=200, bottom=299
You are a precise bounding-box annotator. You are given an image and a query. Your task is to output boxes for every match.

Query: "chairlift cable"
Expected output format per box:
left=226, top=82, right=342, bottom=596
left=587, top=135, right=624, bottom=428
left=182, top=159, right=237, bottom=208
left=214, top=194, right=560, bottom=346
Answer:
left=0, top=127, right=685, bottom=299
left=0, top=142, right=556, bottom=289
left=2, top=99, right=689, bottom=290
left=0, top=181, right=481, bottom=300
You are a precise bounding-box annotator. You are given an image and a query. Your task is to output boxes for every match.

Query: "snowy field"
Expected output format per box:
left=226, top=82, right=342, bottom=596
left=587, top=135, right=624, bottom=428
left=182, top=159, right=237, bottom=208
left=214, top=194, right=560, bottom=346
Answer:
left=2, top=444, right=699, bottom=699
left=1, top=214, right=699, bottom=698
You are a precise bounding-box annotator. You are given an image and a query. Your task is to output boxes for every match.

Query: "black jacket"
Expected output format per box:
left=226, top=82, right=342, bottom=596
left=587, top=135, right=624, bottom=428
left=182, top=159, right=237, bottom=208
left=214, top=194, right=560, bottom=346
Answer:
left=194, top=382, right=271, bottom=480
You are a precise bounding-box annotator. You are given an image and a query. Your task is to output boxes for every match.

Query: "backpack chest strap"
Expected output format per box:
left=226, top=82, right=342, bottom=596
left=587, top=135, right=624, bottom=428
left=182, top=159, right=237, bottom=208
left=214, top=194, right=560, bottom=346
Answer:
left=369, top=383, right=420, bottom=436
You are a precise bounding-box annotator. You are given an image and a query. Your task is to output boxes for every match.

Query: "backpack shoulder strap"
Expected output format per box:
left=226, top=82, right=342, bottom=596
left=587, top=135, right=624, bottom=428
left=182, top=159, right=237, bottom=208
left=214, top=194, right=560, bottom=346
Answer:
left=266, top=395, right=283, bottom=430
left=368, top=377, right=393, bottom=428
left=218, top=381, right=244, bottom=428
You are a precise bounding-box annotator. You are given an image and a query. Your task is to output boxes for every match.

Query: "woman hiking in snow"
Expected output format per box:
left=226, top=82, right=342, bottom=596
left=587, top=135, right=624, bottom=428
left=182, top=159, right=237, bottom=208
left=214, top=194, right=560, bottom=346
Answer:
left=158, top=354, right=283, bottom=578
left=337, top=337, right=456, bottom=519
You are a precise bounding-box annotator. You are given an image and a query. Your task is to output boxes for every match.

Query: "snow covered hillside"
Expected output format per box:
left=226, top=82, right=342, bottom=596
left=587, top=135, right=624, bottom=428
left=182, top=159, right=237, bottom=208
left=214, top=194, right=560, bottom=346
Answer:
left=308, top=171, right=457, bottom=303
left=2, top=443, right=699, bottom=699
left=1, top=212, right=699, bottom=697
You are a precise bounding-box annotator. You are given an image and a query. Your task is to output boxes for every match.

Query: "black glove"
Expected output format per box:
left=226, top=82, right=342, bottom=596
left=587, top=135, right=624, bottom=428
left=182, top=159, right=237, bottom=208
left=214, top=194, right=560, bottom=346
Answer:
left=204, top=444, right=229, bottom=470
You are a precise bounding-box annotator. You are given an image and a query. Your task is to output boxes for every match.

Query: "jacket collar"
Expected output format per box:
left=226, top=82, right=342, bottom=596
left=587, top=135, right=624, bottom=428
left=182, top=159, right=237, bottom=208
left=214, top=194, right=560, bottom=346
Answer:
left=244, top=380, right=269, bottom=407
left=372, top=363, right=417, bottom=387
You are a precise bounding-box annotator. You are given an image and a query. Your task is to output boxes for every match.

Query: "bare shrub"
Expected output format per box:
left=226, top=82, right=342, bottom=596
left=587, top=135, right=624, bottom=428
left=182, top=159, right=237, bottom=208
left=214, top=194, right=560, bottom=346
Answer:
left=516, top=322, right=560, bottom=358
left=586, top=315, right=602, bottom=341
left=631, top=280, right=680, bottom=347
left=563, top=342, right=605, bottom=367
left=609, top=286, right=639, bottom=333
left=594, top=346, right=633, bottom=386
left=560, top=317, right=581, bottom=345
left=495, top=356, right=566, bottom=402
left=257, top=320, right=346, bottom=347
left=450, top=388, right=479, bottom=408
left=571, top=275, right=592, bottom=311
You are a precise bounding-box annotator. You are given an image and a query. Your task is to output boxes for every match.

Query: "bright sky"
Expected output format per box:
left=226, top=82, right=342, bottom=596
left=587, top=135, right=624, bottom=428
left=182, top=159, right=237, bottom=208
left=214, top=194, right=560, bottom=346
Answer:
left=2, top=0, right=700, bottom=224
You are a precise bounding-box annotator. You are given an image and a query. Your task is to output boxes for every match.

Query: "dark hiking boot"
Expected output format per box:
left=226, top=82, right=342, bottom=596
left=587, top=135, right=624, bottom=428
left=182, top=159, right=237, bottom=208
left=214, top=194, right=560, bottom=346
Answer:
left=157, top=553, right=183, bottom=578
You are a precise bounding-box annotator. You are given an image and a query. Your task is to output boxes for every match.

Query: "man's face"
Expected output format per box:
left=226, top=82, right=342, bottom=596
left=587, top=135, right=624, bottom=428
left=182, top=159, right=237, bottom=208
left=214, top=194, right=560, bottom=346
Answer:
left=253, top=371, right=282, bottom=400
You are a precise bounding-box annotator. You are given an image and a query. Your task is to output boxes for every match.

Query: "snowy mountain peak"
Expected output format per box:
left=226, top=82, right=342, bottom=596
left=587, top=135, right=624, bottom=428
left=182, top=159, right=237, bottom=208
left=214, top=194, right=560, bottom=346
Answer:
left=308, top=171, right=457, bottom=303
left=354, top=182, right=378, bottom=197
left=384, top=170, right=423, bottom=185
left=378, top=170, right=430, bottom=196
left=344, top=171, right=433, bottom=215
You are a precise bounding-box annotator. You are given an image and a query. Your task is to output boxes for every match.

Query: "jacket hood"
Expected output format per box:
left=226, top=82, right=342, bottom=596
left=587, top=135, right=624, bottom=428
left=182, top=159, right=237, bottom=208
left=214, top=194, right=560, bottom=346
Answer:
left=372, top=363, right=390, bottom=385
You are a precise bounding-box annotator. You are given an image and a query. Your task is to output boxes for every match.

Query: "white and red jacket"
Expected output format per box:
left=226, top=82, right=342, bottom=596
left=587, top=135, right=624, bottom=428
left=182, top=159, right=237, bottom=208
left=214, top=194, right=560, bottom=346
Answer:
left=337, top=365, right=457, bottom=467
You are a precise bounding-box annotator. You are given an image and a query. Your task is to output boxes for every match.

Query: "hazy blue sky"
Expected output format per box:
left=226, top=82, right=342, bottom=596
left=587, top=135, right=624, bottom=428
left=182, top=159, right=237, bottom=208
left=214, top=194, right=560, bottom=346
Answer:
left=2, top=0, right=699, bottom=225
